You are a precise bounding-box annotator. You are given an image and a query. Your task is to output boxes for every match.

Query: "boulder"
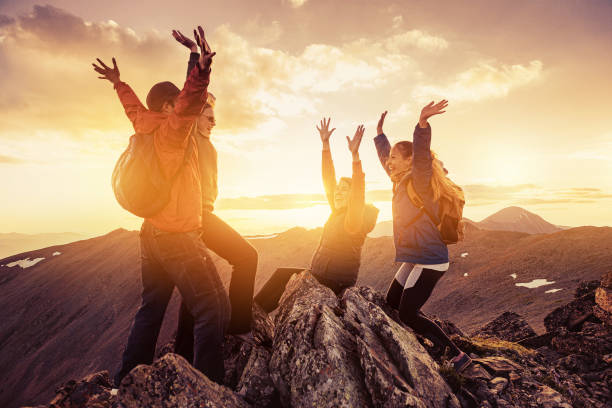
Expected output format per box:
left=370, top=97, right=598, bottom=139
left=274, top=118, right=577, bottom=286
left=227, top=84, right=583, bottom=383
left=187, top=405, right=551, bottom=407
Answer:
left=343, top=287, right=460, bottom=408
left=544, top=292, right=596, bottom=333
left=118, top=353, right=250, bottom=408
left=268, top=271, right=372, bottom=408
left=472, top=311, right=536, bottom=342
left=44, top=371, right=117, bottom=408
left=595, top=271, right=612, bottom=314
left=235, top=346, right=277, bottom=408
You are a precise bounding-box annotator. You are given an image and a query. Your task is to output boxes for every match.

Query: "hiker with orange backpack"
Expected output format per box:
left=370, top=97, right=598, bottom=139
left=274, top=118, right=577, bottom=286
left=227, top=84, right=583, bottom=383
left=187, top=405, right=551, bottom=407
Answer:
left=374, top=101, right=472, bottom=372
left=93, top=26, right=231, bottom=386
left=169, top=31, right=258, bottom=363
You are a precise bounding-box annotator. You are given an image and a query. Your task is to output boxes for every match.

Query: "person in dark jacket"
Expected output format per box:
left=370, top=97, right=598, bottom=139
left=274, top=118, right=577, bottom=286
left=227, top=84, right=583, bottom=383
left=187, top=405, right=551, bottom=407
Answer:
left=311, top=118, right=379, bottom=294
left=374, top=102, right=472, bottom=372
left=252, top=119, right=379, bottom=312
left=170, top=31, right=258, bottom=364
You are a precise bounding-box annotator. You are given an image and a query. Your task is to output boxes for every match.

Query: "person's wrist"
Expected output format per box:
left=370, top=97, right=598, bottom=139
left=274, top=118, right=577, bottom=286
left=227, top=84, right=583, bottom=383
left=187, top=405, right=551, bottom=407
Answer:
left=322, top=140, right=330, bottom=150
left=190, top=45, right=198, bottom=52
left=418, top=119, right=429, bottom=128
left=377, top=128, right=383, bottom=135
left=352, top=152, right=360, bottom=161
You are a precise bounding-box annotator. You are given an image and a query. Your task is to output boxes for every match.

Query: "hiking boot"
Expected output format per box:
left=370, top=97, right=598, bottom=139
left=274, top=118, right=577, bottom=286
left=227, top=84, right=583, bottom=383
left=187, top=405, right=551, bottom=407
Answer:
left=450, top=351, right=472, bottom=373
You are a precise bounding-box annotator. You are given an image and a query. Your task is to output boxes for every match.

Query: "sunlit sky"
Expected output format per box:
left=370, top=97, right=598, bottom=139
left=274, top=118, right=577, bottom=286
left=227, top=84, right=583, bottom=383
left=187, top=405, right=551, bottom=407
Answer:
left=1, top=0, right=611, bottom=235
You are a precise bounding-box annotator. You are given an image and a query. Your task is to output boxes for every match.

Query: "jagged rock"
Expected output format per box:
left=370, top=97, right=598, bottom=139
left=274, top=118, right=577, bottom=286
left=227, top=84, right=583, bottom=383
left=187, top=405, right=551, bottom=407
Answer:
left=550, top=330, right=612, bottom=357
left=118, top=353, right=250, bottom=408
left=235, top=346, right=278, bottom=408
left=544, top=292, right=596, bottom=333
left=534, top=385, right=572, bottom=408
left=343, top=287, right=460, bottom=407
left=575, top=280, right=601, bottom=298
left=252, top=303, right=275, bottom=346
left=461, top=364, right=492, bottom=381
left=224, top=337, right=254, bottom=389
left=595, top=271, right=612, bottom=314
left=269, top=271, right=372, bottom=407
left=269, top=271, right=460, bottom=408
left=472, top=356, right=522, bottom=378
left=517, top=332, right=554, bottom=349
left=42, top=371, right=117, bottom=408
left=488, top=377, right=508, bottom=395
left=472, top=312, right=536, bottom=342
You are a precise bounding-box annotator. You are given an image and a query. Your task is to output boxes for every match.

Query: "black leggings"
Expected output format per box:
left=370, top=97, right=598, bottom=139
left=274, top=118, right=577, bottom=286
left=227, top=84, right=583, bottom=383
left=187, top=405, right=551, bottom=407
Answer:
left=386, top=264, right=460, bottom=356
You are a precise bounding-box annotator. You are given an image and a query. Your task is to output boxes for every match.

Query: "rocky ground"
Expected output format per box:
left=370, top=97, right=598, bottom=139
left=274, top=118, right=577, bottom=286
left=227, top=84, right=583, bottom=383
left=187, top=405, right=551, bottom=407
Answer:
left=26, top=271, right=611, bottom=408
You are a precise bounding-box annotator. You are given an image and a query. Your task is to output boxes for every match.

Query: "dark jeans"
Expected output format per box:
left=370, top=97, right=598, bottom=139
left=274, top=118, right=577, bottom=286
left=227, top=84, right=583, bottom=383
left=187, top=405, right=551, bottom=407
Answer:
left=115, top=221, right=230, bottom=386
left=174, top=212, right=258, bottom=365
left=386, top=266, right=460, bottom=356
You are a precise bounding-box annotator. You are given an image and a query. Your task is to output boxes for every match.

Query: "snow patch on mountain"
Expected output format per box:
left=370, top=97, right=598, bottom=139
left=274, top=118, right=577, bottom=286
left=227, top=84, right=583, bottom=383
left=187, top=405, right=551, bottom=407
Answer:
left=6, top=257, right=45, bottom=269
left=516, top=278, right=556, bottom=289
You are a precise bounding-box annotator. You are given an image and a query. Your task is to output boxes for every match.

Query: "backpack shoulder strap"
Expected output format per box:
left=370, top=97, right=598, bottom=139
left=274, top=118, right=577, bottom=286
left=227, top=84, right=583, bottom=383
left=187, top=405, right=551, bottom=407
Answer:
left=407, top=179, right=440, bottom=226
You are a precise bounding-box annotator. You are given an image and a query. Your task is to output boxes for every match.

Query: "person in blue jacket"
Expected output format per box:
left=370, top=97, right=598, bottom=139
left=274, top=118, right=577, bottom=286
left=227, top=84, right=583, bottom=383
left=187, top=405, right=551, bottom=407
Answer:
left=374, top=101, right=472, bottom=372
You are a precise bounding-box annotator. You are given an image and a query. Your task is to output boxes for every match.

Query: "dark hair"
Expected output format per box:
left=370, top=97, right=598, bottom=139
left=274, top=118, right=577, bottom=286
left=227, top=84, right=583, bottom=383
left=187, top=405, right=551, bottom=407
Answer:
left=393, top=141, right=413, bottom=159
left=146, top=81, right=181, bottom=112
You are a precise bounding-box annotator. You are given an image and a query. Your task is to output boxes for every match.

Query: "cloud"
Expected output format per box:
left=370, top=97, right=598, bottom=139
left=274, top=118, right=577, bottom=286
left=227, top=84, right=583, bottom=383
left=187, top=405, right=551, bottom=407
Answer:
left=463, top=184, right=612, bottom=207
left=0, top=5, right=432, bottom=139
left=383, top=30, right=449, bottom=52
left=413, top=60, right=543, bottom=102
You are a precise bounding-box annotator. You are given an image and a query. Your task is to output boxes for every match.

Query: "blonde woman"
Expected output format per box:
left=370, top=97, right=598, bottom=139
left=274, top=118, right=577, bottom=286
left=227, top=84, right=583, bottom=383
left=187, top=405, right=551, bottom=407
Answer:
left=374, top=102, right=471, bottom=372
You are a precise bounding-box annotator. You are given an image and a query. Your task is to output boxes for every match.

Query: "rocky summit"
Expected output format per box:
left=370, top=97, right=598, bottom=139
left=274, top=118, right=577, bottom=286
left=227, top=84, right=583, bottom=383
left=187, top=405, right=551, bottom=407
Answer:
left=28, top=271, right=611, bottom=408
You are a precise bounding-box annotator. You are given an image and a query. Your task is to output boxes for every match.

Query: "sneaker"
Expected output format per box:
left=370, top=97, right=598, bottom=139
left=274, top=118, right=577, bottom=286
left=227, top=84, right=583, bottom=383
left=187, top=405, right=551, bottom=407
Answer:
left=450, top=351, right=472, bottom=373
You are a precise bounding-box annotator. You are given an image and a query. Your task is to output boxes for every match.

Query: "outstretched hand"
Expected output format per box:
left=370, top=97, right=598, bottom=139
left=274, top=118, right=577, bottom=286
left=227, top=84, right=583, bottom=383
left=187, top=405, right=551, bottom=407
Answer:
left=194, top=26, right=215, bottom=70
left=419, top=100, right=448, bottom=128
left=172, top=30, right=197, bottom=52
left=317, top=117, right=336, bottom=143
left=92, top=57, right=120, bottom=85
left=347, top=125, right=365, bottom=160
left=377, top=111, right=387, bottom=135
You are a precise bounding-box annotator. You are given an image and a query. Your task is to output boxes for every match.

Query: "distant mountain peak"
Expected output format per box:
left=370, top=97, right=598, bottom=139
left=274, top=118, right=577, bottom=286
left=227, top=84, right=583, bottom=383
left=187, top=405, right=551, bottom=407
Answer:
left=478, top=206, right=561, bottom=234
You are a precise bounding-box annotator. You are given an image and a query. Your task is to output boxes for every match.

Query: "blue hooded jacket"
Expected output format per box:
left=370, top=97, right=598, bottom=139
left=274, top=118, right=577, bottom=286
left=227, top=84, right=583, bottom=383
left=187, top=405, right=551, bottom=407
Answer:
left=374, top=124, right=449, bottom=264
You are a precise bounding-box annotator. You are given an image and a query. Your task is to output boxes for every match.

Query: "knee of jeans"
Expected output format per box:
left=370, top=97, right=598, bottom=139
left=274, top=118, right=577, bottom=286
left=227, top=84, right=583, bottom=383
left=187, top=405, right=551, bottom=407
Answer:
left=191, top=294, right=230, bottom=324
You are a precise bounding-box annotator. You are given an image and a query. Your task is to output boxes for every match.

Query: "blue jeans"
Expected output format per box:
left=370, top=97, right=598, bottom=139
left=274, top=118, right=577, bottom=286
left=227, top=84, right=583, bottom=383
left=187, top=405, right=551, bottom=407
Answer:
left=115, top=221, right=230, bottom=386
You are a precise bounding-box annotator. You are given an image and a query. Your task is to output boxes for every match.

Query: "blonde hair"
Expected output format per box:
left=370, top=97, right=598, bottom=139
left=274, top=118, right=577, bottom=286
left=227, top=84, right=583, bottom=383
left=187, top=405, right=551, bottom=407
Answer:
left=430, top=151, right=464, bottom=204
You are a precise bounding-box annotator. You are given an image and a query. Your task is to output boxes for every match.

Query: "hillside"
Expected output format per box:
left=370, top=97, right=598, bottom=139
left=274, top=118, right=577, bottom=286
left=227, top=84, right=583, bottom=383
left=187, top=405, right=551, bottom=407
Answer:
left=2, top=224, right=612, bottom=406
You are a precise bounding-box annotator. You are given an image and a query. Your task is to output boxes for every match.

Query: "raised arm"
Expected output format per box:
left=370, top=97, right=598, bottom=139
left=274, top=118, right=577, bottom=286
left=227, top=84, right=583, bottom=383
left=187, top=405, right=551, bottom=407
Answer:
left=373, top=111, right=392, bottom=176
left=93, top=57, right=150, bottom=130
left=412, top=100, right=447, bottom=194
left=345, top=125, right=366, bottom=234
left=160, top=26, right=216, bottom=147
left=317, top=117, right=337, bottom=209
left=172, top=29, right=200, bottom=79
